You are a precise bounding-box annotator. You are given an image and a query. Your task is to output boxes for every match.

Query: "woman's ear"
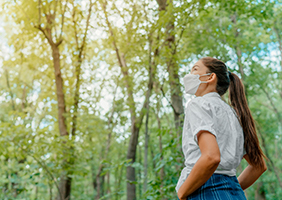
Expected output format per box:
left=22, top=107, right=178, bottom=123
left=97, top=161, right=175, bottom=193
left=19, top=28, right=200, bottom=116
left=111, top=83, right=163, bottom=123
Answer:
left=208, top=73, right=217, bottom=83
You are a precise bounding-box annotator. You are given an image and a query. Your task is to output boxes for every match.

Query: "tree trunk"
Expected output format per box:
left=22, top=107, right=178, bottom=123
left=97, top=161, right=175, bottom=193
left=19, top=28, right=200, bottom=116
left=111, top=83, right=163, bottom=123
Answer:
left=94, top=164, right=105, bottom=200
left=57, top=173, right=71, bottom=200
left=156, top=0, right=184, bottom=136
left=149, top=140, right=156, bottom=170
left=51, top=44, right=72, bottom=200
left=34, top=1, right=85, bottom=199
left=126, top=126, right=139, bottom=200
left=126, top=63, right=155, bottom=200
left=114, top=143, right=124, bottom=200
left=71, top=0, right=93, bottom=137
left=155, top=112, right=165, bottom=182
left=106, top=172, right=110, bottom=196
left=101, top=2, right=155, bottom=199
left=51, top=46, right=68, bottom=137
left=143, top=108, right=149, bottom=193
left=93, top=82, right=118, bottom=199
left=138, top=145, right=142, bottom=199
left=143, top=32, right=155, bottom=194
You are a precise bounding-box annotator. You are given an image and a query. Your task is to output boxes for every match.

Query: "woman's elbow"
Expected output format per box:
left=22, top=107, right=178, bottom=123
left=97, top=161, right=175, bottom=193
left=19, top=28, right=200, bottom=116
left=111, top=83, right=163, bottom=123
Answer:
left=213, top=157, right=221, bottom=166
left=253, top=163, right=267, bottom=174
left=262, top=164, right=267, bottom=173
left=204, top=154, right=221, bottom=167
left=261, top=160, right=267, bottom=173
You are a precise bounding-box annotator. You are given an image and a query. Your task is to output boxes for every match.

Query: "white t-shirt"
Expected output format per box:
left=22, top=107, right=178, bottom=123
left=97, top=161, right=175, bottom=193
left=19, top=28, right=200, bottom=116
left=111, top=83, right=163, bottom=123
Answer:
left=175, top=92, right=245, bottom=192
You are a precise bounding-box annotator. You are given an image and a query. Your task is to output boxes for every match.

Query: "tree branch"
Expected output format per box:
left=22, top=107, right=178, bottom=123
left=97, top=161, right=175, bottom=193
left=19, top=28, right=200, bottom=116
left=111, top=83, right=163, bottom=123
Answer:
left=59, top=0, right=69, bottom=42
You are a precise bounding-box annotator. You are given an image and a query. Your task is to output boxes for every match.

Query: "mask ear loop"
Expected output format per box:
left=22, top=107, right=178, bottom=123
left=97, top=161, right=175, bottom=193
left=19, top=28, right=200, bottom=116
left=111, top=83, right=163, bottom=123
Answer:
left=200, top=73, right=212, bottom=83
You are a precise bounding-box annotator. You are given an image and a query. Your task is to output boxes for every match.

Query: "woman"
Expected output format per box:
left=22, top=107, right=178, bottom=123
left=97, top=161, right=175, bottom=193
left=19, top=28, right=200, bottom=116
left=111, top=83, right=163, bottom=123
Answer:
left=176, top=57, right=267, bottom=200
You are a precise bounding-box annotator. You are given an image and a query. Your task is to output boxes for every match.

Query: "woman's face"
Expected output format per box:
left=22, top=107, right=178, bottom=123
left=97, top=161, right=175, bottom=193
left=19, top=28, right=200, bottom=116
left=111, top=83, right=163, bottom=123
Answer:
left=190, top=60, right=209, bottom=75
left=190, top=60, right=217, bottom=96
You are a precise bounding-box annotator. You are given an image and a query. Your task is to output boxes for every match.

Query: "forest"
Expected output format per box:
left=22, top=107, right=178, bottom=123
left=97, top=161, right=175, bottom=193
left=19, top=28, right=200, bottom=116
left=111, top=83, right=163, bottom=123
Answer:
left=0, top=0, right=281, bottom=199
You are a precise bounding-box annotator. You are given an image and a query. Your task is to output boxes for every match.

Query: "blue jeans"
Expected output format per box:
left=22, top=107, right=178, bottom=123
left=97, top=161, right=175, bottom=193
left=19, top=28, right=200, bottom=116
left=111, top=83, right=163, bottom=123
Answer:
left=177, top=174, right=246, bottom=199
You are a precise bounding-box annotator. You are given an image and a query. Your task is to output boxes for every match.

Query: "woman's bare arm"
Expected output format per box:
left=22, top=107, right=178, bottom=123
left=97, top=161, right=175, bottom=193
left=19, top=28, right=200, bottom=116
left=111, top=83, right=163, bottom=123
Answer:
left=237, top=154, right=267, bottom=190
left=177, top=131, right=220, bottom=200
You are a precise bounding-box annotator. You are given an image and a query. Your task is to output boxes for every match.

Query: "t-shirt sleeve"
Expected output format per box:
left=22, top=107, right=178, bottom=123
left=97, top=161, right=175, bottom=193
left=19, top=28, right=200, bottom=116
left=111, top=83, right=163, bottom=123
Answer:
left=186, top=98, right=217, bottom=145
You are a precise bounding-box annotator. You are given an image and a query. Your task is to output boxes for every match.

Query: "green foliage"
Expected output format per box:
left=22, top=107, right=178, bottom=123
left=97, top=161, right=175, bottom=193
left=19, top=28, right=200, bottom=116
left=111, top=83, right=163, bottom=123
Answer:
left=0, top=0, right=281, bottom=199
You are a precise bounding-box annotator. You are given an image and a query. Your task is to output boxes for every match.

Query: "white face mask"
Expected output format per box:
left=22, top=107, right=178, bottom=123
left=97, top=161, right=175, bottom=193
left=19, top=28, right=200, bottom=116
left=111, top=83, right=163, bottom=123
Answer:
left=183, top=73, right=212, bottom=95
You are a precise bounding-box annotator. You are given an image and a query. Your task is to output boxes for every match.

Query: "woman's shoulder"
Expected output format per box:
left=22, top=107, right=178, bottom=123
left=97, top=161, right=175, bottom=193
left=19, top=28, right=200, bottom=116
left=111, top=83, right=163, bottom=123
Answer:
left=187, top=95, right=225, bottom=117
left=188, top=96, right=211, bottom=108
left=187, top=97, right=212, bottom=113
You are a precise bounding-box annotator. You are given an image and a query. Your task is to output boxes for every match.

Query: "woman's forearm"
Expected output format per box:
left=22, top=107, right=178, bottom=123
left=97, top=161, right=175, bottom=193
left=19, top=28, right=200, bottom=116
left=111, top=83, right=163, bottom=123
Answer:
left=177, top=131, right=220, bottom=199
left=238, top=154, right=267, bottom=190
left=177, top=155, right=220, bottom=199
left=237, top=164, right=267, bottom=190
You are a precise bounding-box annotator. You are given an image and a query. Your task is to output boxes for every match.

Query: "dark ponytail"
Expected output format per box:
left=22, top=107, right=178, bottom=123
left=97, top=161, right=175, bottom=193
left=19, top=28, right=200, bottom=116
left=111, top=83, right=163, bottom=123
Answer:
left=228, top=72, right=265, bottom=168
left=200, top=57, right=265, bottom=169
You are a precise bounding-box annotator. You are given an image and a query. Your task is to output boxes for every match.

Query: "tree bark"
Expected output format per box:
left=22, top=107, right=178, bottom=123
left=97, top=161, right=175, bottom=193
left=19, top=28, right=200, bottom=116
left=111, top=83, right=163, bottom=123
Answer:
left=51, top=45, right=69, bottom=137
left=101, top=2, right=155, bottom=199
left=35, top=2, right=70, bottom=198
left=106, top=172, right=110, bottom=195
left=143, top=30, right=155, bottom=194
left=93, top=164, right=105, bottom=200
left=156, top=0, right=184, bottom=137
left=125, top=60, right=154, bottom=200
left=155, top=111, right=165, bottom=183
left=149, top=140, right=156, bottom=170
left=138, top=145, right=142, bottom=199
left=93, top=83, right=118, bottom=199
left=143, top=106, right=149, bottom=193
left=71, top=0, right=93, bottom=138
left=37, top=1, right=93, bottom=198
left=50, top=44, right=72, bottom=200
